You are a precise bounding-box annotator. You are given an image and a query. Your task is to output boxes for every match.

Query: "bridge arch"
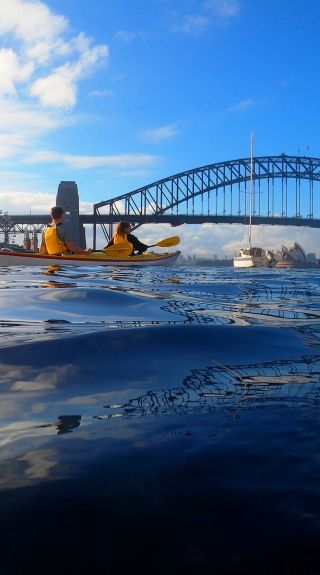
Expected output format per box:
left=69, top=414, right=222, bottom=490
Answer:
left=93, top=154, right=320, bottom=244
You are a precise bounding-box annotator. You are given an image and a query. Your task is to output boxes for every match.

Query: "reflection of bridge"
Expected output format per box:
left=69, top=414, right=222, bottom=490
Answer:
left=96, top=355, right=320, bottom=420
left=4, top=155, right=320, bottom=247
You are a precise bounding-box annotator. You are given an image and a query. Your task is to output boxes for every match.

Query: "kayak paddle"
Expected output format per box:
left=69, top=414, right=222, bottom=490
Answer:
left=102, top=236, right=180, bottom=252
left=148, top=236, right=180, bottom=248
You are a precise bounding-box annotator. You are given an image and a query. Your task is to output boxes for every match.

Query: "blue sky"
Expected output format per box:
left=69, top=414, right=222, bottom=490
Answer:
left=1, top=0, right=320, bottom=255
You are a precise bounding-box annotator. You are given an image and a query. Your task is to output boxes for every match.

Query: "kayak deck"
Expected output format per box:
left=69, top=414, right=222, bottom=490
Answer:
left=0, top=249, right=181, bottom=267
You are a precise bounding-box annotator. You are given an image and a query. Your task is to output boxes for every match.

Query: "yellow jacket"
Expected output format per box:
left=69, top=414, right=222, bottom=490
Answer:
left=44, top=225, right=68, bottom=255
left=113, top=233, right=133, bottom=251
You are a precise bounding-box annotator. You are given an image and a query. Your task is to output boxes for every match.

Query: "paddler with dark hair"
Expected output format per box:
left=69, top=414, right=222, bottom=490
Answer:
left=40, top=206, right=93, bottom=255
left=105, top=221, right=148, bottom=256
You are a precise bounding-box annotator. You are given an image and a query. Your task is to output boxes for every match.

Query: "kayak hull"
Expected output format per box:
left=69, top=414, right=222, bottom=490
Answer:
left=0, top=250, right=181, bottom=267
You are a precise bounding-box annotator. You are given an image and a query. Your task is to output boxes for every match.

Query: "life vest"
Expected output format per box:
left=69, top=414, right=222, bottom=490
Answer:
left=44, top=225, right=68, bottom=255
left=113, top=233, right=133, bottom=252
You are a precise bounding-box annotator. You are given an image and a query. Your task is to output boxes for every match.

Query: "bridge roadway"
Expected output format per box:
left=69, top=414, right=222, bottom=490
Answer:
left=6, top=214, right=320, bottom=228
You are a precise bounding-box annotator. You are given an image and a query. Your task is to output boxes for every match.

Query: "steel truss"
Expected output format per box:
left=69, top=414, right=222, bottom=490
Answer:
left=0, top=213, right=45, bottom=245
left=93, top=154, right=320, bottom=243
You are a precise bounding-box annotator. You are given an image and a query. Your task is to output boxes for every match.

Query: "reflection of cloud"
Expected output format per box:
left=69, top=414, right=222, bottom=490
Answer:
left=20, top=449, right=58, bottom=479
left=0, top=420, right=54, bottom=449
left=98, top=355, right=320, bottom=420
left=11, top=364, right=75, bottom=392
left=0, top=399, right=20, bottom=417
left=0, top=363, right=76, bottom=392
left=0, top=447, right=61, bottom=490
left=56, top=415, right=81, bottom=434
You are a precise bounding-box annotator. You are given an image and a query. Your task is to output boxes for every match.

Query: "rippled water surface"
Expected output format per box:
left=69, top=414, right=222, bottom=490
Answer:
left=2, top=263, right=320, bottom=574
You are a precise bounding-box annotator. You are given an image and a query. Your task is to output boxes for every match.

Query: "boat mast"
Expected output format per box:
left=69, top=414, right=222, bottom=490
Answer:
left=248, top=130, right=254, bottom=250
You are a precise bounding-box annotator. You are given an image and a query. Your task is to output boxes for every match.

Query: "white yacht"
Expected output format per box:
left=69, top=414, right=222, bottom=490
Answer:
left=233, top=247, right=262, bottom=268
left=233, top=132, right=266, bottom=269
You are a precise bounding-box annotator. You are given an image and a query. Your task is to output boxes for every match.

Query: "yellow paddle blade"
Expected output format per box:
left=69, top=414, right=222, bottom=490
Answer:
left=155, top=236, right=180, bottom=247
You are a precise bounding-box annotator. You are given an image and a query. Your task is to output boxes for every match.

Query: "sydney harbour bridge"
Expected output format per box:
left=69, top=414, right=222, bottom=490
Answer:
left=2, top=154, right=320, bottom=249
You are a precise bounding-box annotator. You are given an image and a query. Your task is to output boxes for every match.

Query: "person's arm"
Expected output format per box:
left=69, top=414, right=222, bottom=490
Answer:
left=65, top=240, right=93, bottom=254
left=58, top=224, right=93, bottom=254
left=103, top=238, right=114, bottom=249
left=127, top=234, right=148, bottom=253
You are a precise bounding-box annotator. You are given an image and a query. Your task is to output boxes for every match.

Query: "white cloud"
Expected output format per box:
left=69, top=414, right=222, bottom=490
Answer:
left=24, top=150, right=158, bottom=169
left=0, top=0, right=68, bottom=43
left=0, top=189, right=56, bottom=213
left=115, top=30, right=137, bottom=45
left=141, top=124, right=179, bottom=143
left=172, top=14, right=209, bottom=35
left=0, top=1, right=110, bottom=167
left=89, top=88, right=114, bottom=98
left=227, top=98, right=254, bottom=113
left=170, top=0, right=240, bottom=35
left=26, top=38, right=71, bottom=65
left=133, top=222, right=320, bottom=259
left=203, top=0, right=241, bottom=18
left=30, top=40, right=109, bottom=109
left=0, top=49, right=33, bottom=95
left=0, top=1, right=109, bottom=108
left=0, top=98, right=62, bottom=131
left=114, top=29, right=148, bottom=46
left=31, top=65, right=78, bottom=108
left=0, top=98, right=65, bottom=159
left=0, top=182, right=93, bottom=214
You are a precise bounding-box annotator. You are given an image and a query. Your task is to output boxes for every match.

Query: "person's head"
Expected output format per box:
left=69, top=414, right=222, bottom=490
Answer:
left=51, top=206, right=64, bottom=222
left=114, top=221, right=131, bottom=237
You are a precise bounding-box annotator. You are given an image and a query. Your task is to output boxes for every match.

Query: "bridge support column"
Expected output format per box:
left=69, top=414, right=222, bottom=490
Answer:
left=56, top=181, right=86, bottom=248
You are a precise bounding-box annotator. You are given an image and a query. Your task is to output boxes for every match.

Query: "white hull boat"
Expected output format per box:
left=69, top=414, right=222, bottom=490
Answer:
left=233, top=132, right=269, bottom=269
left=233, top=247, right=263, bottom=268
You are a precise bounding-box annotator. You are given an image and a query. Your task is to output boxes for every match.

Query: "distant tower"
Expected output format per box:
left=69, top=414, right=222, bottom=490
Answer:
left=56, top=181, right=86, bottom=248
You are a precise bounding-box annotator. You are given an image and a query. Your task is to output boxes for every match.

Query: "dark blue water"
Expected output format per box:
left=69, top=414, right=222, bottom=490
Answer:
left=1, top=264, right=320, bottom=574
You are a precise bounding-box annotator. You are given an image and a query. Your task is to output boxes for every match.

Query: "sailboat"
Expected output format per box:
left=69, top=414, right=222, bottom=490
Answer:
left=233, top=132, right=264, bottom=268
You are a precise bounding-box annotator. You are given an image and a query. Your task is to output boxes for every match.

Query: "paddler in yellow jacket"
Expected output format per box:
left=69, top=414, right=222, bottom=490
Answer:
left=105, top=221, right=148, bottom=256
left=40, top=206, right=93, bottom=255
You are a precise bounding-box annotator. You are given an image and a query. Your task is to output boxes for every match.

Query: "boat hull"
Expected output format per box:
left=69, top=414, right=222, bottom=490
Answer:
left=233, top=256, right=255, bottom=268
left=0, top=250, right=181, bottom=267
left=233, top=246, right=273, bottom=268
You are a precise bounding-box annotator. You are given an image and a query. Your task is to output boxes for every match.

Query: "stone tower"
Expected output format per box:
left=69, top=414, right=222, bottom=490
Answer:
left=56, top=181, right=86, bottom=248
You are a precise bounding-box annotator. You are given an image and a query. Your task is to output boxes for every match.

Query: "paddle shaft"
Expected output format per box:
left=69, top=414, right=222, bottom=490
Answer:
left=100, top=235, right=180, bottom=252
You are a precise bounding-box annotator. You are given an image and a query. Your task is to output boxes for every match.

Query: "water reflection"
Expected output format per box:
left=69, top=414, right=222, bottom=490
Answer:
left=42, top=280, right=78, bottom=288
left=0, top=267, right=320, bottom=334
left=56, top=415, right=81, bottom=434
left=98, top=355, right=320, bottom=419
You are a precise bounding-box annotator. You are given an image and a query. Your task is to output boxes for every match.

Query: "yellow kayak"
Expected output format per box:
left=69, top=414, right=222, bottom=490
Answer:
left=0, top=249, right=181, bottom=267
